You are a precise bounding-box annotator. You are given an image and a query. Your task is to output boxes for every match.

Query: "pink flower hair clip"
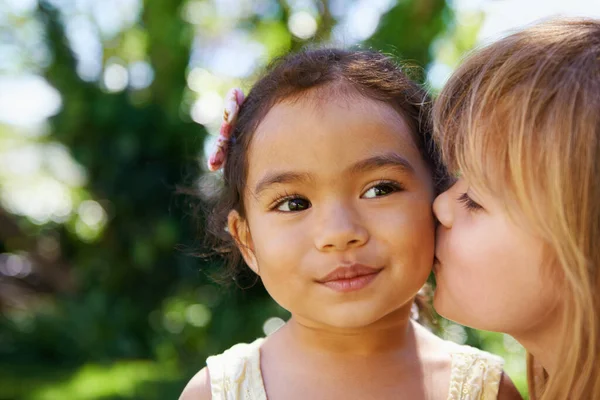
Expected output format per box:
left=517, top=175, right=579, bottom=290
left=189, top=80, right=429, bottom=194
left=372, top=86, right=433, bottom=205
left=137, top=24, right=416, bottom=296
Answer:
left=207, top=88, right=245, bottom=171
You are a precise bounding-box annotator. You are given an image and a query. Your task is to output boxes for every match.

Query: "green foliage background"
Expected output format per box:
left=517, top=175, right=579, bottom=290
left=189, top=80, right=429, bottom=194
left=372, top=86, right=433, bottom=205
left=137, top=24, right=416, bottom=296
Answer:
left=0, top=0, right=526, bottom=398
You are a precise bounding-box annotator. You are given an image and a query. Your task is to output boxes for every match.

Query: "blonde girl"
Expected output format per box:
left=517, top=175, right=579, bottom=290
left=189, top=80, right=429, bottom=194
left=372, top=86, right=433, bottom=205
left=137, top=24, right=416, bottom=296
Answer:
left=432, top=18, right=600, bottom=400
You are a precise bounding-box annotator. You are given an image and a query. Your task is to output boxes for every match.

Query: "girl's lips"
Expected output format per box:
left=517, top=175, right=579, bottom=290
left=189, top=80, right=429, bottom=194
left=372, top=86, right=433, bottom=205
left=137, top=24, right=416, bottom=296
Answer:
left=317, top=264, right=382, bottom=293
left=320, top=271, right=381, bottom=292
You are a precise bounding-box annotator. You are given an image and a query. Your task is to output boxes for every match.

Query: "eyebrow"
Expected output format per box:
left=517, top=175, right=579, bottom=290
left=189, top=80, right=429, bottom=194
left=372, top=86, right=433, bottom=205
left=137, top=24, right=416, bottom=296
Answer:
left=253, top=153, right=415, bottom=197
left=254, top=171, right=313, bottom=197
left=347, top=153, right=415, bottom=176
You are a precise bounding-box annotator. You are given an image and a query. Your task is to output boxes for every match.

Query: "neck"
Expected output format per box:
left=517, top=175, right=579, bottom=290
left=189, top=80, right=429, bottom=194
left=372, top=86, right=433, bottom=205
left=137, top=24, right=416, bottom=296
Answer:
left=512, top=308, right=563, bottom=377
left=277, top=305, right=415, bottom=357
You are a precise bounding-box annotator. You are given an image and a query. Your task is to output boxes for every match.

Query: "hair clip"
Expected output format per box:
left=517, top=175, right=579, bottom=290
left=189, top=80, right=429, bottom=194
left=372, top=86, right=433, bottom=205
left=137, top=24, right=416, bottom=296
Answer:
left=207, top=88, right=245, bottom=171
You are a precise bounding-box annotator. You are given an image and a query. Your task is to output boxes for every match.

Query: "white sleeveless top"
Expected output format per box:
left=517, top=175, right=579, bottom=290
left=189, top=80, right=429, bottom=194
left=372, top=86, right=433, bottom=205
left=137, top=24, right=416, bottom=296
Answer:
left=206, top=338, right=505, bottom=400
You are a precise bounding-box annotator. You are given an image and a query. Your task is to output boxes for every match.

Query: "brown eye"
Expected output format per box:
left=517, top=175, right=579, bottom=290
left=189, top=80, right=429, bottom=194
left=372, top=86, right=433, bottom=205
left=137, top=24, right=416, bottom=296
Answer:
left=362, top=181, right=403, bottom=199
left=276, top=197, right=311, bottom=212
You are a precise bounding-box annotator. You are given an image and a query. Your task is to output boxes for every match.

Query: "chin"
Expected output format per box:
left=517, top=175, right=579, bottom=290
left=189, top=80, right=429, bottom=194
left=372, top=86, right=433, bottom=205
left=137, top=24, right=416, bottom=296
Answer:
left=432, top=288, right=467, bottom=326
left=433, top=291, right=502, bottom=332
left=323, top=303, right=402, bottom=329
left=325, top=312, right=383, bottom=329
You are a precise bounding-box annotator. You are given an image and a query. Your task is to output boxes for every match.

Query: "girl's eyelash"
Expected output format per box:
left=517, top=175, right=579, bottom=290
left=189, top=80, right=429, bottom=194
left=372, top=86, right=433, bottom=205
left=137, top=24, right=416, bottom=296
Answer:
left=373, top=180, right=404, bottom=189
left=360, top=179, right=405, bottom=200
left=457, top=192, right=483, bottom=211
left=366, top=180, right=405, bottom=193
left=269, top=192, right=308, bottom=211
left=268, top=180, right=404, bottom=211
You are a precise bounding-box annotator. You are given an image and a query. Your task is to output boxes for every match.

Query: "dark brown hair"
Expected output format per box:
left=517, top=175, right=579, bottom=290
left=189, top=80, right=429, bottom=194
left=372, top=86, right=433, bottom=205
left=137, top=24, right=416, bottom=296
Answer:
left=205, top=48, right=446, bottom=281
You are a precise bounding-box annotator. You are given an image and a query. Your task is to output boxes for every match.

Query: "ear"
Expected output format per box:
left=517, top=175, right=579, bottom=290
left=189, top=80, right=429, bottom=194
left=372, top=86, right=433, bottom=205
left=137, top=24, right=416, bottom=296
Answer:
left=227, top=210, right=259, bottom=275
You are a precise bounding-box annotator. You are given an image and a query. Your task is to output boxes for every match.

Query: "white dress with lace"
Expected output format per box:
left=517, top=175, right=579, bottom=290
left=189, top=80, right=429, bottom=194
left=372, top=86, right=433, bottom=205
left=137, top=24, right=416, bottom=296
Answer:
left=206, top=338, right=504, bottom=400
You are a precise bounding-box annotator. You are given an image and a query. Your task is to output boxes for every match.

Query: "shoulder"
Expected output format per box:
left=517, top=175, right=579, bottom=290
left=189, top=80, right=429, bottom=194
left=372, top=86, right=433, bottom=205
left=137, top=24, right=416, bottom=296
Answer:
left=448, top=343, right=505, bottom=385
left=413, top=323, right=503, bottom=368
left=497, top=372, right=523, bottom=400
left=179, top=367, right=212, bottom=400
left=412, top=323, right=522, bottom=400
left=449, top=342, right=504, bottom=368
left=447, top=344, right=521, bottom=400
left=179, top=338, right=265, bottom=400
left=205, top=338, right=264, bottom=378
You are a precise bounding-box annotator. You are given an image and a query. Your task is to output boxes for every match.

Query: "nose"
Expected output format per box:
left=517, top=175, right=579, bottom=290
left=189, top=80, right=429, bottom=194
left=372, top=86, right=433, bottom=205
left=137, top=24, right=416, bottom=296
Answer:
left=433, top=187, right=454, bottom=228
left=314, top=203, right=369, bottom=251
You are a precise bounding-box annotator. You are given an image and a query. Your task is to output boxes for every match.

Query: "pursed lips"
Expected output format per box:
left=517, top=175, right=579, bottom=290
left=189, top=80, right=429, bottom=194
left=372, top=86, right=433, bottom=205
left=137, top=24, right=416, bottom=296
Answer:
left=316, top=264, right=383, bottom=292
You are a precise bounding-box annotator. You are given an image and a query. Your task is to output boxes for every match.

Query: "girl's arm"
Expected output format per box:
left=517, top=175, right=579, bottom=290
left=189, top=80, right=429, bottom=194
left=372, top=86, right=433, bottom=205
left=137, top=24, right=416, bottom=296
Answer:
left=179, top=367, right=212, bottom=400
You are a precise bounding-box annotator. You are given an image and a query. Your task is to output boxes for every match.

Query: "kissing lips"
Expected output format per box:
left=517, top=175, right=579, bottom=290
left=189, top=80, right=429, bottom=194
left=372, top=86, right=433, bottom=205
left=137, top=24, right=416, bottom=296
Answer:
left=317, top=264, right=382, bottom=293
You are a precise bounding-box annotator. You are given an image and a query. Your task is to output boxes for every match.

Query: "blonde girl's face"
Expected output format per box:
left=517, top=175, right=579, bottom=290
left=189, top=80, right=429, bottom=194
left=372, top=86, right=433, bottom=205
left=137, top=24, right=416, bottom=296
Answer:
left=432, top=178, right=560, bottom=335
left=228, top=93, right=436, bottom=329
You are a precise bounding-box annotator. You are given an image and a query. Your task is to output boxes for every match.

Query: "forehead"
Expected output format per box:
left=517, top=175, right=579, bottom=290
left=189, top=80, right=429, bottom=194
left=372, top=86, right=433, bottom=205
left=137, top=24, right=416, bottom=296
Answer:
left=246, top=93, right=429, bottom=185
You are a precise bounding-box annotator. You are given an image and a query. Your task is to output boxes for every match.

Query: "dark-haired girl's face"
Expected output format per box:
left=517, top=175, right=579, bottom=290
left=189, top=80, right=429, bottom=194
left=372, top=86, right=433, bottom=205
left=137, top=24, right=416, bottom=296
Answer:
left=228, top=93, right=435, bottom=329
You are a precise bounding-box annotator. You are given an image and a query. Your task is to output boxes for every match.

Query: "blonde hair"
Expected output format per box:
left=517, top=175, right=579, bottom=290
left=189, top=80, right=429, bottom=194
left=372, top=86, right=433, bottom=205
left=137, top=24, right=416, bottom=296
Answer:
left=433, top=18, right=600, bottom=400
